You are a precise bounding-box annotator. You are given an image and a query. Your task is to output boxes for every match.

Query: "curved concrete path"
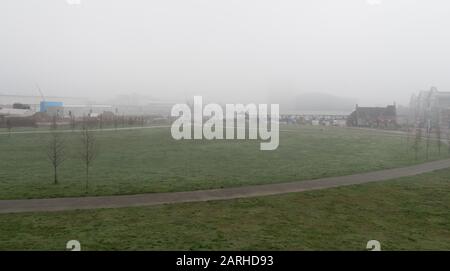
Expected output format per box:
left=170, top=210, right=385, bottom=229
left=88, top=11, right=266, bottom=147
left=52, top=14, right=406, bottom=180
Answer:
left=1, top=158, right=450, bottom=214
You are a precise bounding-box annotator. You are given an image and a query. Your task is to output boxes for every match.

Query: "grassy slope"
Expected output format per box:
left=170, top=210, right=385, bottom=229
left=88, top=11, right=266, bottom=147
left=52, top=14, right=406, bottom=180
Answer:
left=1, top=168, right=449, bottom=250
left=0, top=126, right=448, bottom=199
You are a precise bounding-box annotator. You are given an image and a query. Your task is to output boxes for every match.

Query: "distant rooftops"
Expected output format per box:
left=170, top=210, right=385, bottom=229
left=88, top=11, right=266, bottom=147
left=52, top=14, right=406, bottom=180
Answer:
left=355, top=104, right=396, bottom=118
left=0, top=108, right=34, bottom=117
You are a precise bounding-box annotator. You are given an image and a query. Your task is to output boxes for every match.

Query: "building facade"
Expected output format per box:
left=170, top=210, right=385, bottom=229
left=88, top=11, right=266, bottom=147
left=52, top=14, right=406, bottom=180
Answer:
left=347, top=104, right=397, bottom=128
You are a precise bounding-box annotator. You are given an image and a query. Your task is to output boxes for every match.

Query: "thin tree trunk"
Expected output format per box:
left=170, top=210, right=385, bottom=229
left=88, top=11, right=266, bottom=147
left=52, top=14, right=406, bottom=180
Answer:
left=85, top=165, right=89, bottom=192
left=54, top=165, right=58, bottom=185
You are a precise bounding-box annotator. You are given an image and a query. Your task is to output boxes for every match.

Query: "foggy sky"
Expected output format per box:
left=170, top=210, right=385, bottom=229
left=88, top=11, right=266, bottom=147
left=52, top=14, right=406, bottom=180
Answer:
left=1, top=0, right=450, bottom=106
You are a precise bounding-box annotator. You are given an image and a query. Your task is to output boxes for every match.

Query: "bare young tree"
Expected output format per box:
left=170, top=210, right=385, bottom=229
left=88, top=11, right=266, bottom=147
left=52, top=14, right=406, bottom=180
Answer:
left=113, top=115, right=118, bottom=130
left=70, top=112, right=76, bottom=132
left=412, top=127, right=422, bottom=161
left=6, top=118, right=12, bottom=136
left=447, top=133, right=450, bottom=155
left=436, top=125, right=442, bottom=156
left=140, top=115, right=145, bottom=127
left=425, top=128, right=431, bottom=160
left=405, top=120, right=411, bottom=154
left=99, top=114, right=103, bottom=130
left=80, top=122, right=98, bottom=192
left=46, top=116, right=66, bottom=184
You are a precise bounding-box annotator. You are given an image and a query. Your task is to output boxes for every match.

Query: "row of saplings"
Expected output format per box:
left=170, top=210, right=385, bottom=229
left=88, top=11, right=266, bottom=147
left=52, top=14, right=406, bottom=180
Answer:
left=46, top=117, right=98, bottom=192
left=407, top=125, right=450, bottom=161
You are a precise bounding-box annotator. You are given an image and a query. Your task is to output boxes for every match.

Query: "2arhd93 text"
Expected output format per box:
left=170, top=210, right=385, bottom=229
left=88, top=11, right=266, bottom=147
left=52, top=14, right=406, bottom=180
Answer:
left=176, top=255, right=274, bottom=269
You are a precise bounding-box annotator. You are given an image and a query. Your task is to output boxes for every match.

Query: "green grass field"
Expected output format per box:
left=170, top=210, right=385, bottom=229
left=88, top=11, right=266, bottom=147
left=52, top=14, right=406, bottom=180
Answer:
left=0, top=125, right=447, bottom=199
left=1, top=168, right=449, bottom=250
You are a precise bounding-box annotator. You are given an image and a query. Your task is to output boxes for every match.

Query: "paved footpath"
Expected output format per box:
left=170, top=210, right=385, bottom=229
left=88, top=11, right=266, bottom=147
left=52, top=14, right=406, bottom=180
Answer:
left=1, top=159, right=450, bottom=214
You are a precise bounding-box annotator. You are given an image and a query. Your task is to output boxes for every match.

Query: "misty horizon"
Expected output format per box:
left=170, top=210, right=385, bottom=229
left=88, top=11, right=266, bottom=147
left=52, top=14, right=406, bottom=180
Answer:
left=1, top=0, right=450, bottom=106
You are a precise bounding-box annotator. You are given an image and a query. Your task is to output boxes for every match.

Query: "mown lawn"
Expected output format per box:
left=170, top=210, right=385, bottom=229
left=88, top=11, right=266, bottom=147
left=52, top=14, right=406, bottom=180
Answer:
left=1, top=168, right=449, bottom=250
left=0, top=125, right=447, bottom=199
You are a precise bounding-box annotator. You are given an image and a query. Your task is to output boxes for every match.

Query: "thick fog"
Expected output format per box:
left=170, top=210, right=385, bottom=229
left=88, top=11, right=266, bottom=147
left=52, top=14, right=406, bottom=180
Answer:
left=1, top=0, right=450, bottom=106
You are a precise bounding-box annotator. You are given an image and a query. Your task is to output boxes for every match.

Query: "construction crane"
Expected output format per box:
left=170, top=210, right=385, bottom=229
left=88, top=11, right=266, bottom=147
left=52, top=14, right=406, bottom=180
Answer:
left=36, top=83, right=45, bottom=102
